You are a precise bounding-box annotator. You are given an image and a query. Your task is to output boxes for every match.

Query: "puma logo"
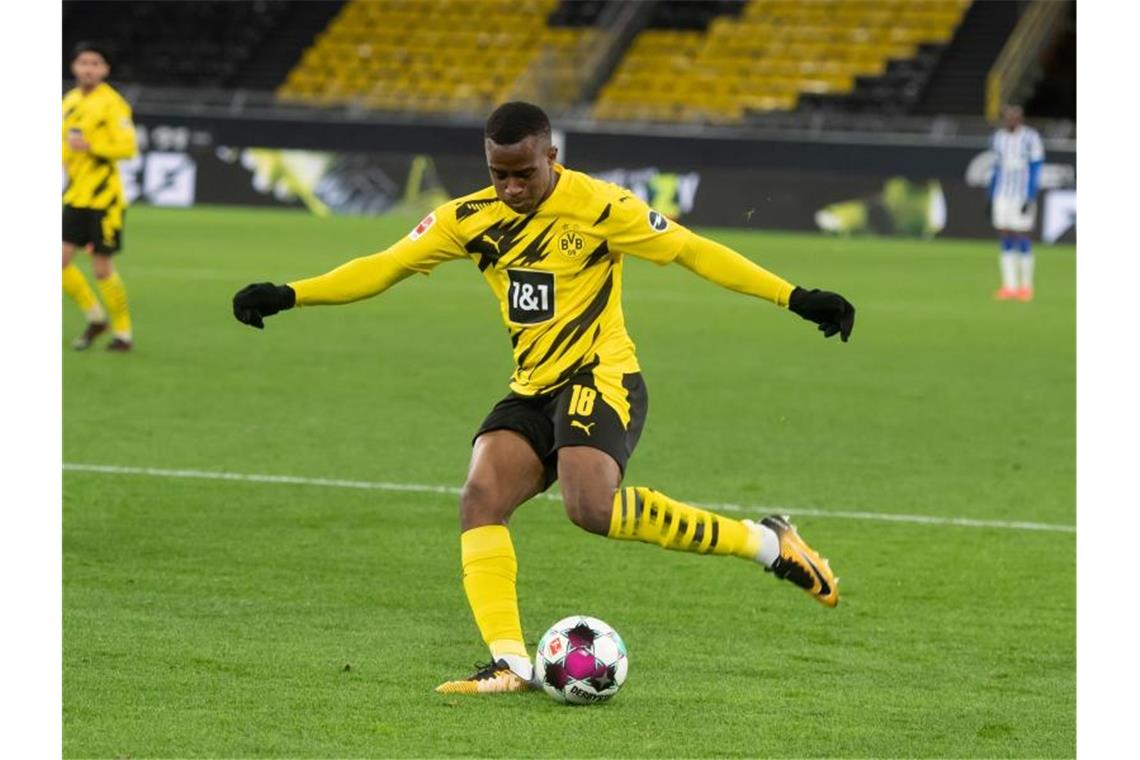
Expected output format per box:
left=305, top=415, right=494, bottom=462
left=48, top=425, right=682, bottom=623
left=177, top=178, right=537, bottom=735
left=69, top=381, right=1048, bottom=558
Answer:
left=482, top=233, right=503, bottom=254
left=570, top=420, right=595, bottom=436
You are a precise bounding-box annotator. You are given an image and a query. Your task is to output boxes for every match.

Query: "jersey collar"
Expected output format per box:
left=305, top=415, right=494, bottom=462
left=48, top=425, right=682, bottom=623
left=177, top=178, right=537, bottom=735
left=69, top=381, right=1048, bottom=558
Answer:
left=529, top=162, right=567, bottom=215
left=77, top=82, right=109, bottom=98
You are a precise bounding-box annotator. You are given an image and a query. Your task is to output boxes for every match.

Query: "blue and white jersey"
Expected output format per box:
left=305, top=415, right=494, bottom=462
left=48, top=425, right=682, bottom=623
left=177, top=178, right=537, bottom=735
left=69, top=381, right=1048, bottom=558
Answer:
left=989, top=126, right=1045, bottom=202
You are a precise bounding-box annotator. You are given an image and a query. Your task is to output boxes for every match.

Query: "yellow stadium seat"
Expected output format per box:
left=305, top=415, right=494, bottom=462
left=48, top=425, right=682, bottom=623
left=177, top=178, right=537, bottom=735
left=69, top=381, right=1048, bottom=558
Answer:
left=282, top=0, right=969, bottom=122
left=276, top=0, right=578, bottom=115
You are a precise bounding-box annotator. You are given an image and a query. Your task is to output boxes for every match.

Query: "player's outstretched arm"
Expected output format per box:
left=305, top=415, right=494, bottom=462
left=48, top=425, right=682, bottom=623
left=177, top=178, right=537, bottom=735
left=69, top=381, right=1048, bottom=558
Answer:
left=232, top=250, right=416, bottom=329
left=232, top=209, right=465, bottom=330
left=675, top=233, right=856, bottom=342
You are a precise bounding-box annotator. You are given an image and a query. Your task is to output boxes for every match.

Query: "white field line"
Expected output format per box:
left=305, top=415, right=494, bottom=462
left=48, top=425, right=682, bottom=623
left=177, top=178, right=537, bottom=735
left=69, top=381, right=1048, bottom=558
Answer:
left=62, top=462, right=1075, bottom=535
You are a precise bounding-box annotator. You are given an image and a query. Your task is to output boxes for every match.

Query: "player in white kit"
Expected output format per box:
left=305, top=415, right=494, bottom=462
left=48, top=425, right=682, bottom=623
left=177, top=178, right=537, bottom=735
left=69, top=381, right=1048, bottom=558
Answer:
left=988, top=105, right=1045, bottom=301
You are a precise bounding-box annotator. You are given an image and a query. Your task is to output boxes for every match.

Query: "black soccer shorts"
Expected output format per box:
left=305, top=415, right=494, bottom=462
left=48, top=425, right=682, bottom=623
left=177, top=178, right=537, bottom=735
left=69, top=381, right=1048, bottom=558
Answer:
left=474, top=365, right=648, bottom=491
left=63, top=204, right=125, bottom=255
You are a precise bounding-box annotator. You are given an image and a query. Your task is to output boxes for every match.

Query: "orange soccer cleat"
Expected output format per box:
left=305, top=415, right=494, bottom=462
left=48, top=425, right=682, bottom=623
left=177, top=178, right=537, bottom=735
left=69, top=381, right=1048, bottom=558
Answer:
left=747, top=516, right=840, bottom=607
left=435, top=660, right=535, bottom=695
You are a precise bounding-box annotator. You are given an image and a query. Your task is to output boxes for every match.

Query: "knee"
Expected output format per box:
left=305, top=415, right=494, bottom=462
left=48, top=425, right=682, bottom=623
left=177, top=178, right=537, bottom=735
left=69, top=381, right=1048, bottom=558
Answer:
left=459, top=477, right=507, bottom=530
left=562, top=488, right=614, bottom=536
left=91, top=257, right=114, bottom=280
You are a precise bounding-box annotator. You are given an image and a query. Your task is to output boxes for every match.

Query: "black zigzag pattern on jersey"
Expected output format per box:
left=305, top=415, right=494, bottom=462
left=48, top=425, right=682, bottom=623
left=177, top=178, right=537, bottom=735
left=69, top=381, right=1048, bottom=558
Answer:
left=592, top=203, right=611, bottom=226
left=466, top=213, right=536, bottom=271
left=581, top=240, right=610, bottom=269
left=503, top=220, right=558, bottom=268
left=88, top=165, right=115, bottom=202
left=546, top=353, right=601, bottom=394
left=516, top=269, right=614, bottom=372
left=456, top=196, right=499, bottom=221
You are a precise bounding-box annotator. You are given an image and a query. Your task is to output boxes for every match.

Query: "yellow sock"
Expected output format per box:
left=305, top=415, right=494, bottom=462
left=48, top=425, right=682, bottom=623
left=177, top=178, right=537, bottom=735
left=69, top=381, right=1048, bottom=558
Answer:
left=62, top=264, right=104, bottom=322
left=461, top=525, right=528, bottom=660
left=96, top=271, right=132, bottom=339
left=608, top=486, right=760, bottom=559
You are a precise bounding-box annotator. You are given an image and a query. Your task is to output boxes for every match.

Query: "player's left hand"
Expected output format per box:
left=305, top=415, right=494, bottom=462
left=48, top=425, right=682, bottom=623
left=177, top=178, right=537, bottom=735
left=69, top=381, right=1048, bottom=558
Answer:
left=232, top=282, right=296, bottom=329
left=1021, top=200, right=1035, bottom=215
left=788, top=287, right=856, bottom=342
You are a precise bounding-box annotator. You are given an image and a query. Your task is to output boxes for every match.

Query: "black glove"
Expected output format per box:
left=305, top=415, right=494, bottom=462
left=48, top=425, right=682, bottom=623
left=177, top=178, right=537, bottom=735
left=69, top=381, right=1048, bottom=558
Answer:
left=1021, top=200, right=1035, bottom=215
left=232, top=283, right=296, bottom=329
left=788, top=286, right=856, bottom=342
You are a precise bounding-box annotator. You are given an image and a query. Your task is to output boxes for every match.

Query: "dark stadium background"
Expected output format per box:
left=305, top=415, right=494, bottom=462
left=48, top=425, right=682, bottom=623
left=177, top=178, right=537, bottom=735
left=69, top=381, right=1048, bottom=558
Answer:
left=62, top=0, right=1075, bottom=241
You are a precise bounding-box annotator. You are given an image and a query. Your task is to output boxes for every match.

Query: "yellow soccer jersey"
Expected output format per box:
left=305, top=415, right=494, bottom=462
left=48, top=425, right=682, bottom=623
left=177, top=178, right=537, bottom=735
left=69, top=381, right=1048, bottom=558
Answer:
left=62, top=83, right=137, bottom=210
left=382, top=165, right=693, bottom=395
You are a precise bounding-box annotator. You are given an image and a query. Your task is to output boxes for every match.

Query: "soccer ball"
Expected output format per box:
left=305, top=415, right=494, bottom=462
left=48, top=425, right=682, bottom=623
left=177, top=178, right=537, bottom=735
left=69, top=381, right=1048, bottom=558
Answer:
left=534, top=615, right=628, bottom=705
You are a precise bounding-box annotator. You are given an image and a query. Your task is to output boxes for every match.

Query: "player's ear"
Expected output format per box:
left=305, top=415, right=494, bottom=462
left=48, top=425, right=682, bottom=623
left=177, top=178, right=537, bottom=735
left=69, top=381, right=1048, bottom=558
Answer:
left=548, top=144, right=558, bottom=164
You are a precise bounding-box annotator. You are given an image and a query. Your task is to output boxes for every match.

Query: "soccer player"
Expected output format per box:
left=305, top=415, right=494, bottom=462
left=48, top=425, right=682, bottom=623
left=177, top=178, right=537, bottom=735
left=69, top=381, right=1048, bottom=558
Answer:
left=988, top=104, right=1045, bottom=302
left=233, top=103, right=856, bottom=694
left=62, top=42, right=137, bottom=351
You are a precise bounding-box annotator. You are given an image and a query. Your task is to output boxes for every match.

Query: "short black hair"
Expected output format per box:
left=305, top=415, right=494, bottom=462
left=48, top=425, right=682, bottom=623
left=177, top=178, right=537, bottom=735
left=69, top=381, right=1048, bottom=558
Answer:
left=485, top=102, right=551, bottom=145
left=71, top=41, right=112, bottom=66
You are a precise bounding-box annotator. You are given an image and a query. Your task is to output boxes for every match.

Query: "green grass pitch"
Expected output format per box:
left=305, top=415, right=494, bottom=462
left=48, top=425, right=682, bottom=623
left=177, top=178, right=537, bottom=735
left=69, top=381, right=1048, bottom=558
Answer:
left=63, top=206, right=1075, bottom=758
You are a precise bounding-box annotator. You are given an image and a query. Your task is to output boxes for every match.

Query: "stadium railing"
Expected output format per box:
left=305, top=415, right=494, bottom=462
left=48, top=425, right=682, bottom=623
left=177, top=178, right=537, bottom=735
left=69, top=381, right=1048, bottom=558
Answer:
left=986, top=0, right=1070, bottom=121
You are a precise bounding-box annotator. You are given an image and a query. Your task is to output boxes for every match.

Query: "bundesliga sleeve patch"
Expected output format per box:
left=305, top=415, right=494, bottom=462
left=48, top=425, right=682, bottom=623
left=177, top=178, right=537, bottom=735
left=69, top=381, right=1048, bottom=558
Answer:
left=647, top=209, right=669, bottom=232
left=409, top=212, right=435, bottom=240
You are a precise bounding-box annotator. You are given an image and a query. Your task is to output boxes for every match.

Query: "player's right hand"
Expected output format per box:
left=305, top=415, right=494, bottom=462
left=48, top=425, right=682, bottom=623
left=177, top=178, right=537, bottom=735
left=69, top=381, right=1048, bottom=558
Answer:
left=232, top=283, right=295, bottom=329
left=788, top=287, right=856, bottom=342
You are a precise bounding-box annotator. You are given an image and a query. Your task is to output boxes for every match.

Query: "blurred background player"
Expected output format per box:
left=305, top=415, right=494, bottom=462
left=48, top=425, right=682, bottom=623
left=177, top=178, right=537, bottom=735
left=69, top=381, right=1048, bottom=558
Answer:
left=988, top=104, right=1045, bottom=301
left=62, top=42, right=137, bottom=350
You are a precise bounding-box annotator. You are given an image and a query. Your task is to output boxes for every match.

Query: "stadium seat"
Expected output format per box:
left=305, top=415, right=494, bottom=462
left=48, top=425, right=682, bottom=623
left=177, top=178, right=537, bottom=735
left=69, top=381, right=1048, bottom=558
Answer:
left=276, top=0, right=592, bottom=116
left=593, top=0, right=970, bottom=124
left=63, top=0, right=299, bottom=89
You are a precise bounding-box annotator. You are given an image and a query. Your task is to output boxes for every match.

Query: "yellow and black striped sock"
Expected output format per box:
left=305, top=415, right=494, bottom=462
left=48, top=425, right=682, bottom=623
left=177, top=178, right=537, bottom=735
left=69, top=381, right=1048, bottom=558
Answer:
left=96, top=271, right=132, bottom=339
left=62, top=263, right=105, bottom=322
left=608, top=486, right=760, bottom=559
left=461, top=525, right=528, bottom=662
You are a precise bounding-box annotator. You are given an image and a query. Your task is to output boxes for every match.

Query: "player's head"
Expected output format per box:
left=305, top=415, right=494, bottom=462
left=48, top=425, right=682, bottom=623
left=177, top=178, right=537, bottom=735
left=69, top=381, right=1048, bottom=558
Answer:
left=484, top=102, right=558, bottom=214
left=71, top=42, right=111, bottom=88
left=1001, top=104, right=1023, bottom=131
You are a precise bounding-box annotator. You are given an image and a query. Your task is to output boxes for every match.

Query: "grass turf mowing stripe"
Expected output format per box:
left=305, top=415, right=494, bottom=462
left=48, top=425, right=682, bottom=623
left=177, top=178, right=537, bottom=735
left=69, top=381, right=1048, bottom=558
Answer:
left=63, top=462, right=1075, bottom=534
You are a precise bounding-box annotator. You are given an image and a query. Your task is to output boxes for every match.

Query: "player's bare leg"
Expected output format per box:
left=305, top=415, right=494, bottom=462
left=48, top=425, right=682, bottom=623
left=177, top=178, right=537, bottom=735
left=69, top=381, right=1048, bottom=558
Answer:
left=459, top=430, right=544, bottom=531
left=62, top=242, right=108, bottom=349
left=437, top=430, right=545, bottom=694
left=557, top=445, right=622, bottom=535
left=91, top=252, right=133, bottom=351
left=558, top=446, right=839, bottom=607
